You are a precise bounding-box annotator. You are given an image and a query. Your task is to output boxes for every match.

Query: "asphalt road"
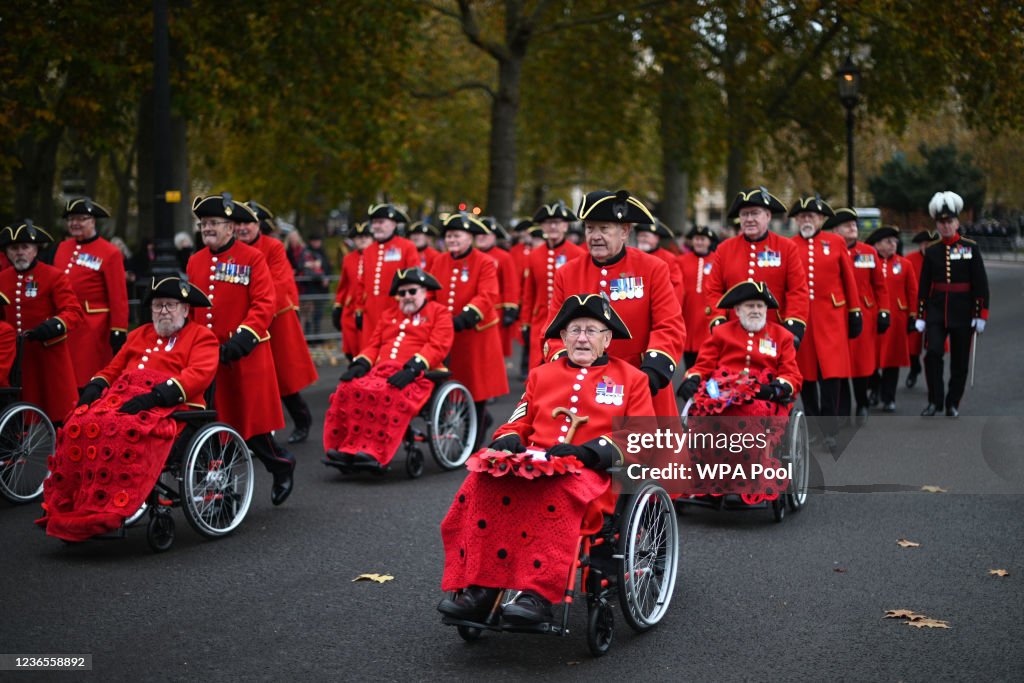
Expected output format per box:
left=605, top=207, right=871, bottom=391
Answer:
left=2, top=261, right=1022, bottom=682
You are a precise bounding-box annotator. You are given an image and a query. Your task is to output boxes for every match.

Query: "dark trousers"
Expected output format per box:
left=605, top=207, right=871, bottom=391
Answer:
left=474, top=401, right=491, bottom=450
left=683, top=351, right=700, bottom=370
left=800, top=376, right=842, bottom=436
left=878, top=367, right=900, bottom=403
left=282, top=392, right=312, bottom=429
left=247, top=433, right=295, bottom=475
left=908, top=354, right=922, bottom=377
left=925, top=324, right=973, bottom=408
left=839, top=377, right=871, bottom=415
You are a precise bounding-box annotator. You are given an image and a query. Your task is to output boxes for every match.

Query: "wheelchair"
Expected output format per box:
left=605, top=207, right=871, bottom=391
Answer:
left=0, top=337, right=55, bottom=505
left=76, top=385, right=254, bottom=553
left=323, top=370, right=477, bottom=479
left=678, top=397, right=809, bottom=522
left=441, top=480, right=680, bottom=657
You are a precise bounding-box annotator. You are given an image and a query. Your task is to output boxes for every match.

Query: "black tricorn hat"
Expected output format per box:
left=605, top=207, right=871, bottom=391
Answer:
left=822, top=207, right=858, bottom=231
left=441, top=211, right=488, bottom=236
left=389, top=267, right=441, bottom=295
left=912, top=230, right=938, bottom=244
left=62, top=197, right=111, bottom=219
left=480, top=217, right=510, bottom=241
left=144, top=276, right=212, bottom=308
left=192, top=193, right=258, bottom=223
left=407, top=221, right=439, bottom=238
left=512, top=219, right=534, bottom=232
left=726, top=187, right=788, bottom=220
left=686, top=225, right=717, bottom=240
left=367, top=203, right=410, bottom=225
left=527, top=225, right=545, bottom=239
left=636, top=218, right=674, bottom=239
left=350, top=221, right=371, bottom=237
left=787, top=195, right=835, bottom=218
left=865, top=225, right=901, bottom=245
left=578, top=190, right=656, bottom=225
left=544, top=293, right=632, bottom=340
left=717, top=281, right=780, bottom=310
left=0, top=220, right=54, bottom=247
left=245, top=200, right=277, bottom=234
left=532, top=200, right=576, bottom=223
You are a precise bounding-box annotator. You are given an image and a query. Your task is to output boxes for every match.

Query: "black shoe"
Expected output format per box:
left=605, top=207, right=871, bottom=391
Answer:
left=905, top=372, right=918, bottom=389
left=502, top=591, right=554, bottom=625
left=437, top=586, right=500, bottom=621
left=921, top=404, right=940, bottom=416
left=324, top=449, right=353, bottom=465
left=868, top=391, right=880, bottom=408
left=945, top=405, right=959, bottom=418
left=882, top=401, right=896, bottom=413
left=287, top=424, right=310, bottom=444
left=855, top=406, right=869, bottom=426
left=271, top=460, right=296, bottom=506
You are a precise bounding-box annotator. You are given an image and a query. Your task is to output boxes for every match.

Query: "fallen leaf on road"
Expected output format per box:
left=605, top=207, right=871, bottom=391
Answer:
left=920, top=485, right=947, bottom=493
left=884, top=609, right=928, bottom=620
left=989, top=569, right=1009, bottom=577
left=906, top=618, right=950, bottom=629
left=897, top=539, right=921, bottom=548
left=352, top=573, right=394, bottom=583
left=833, top=567, right=847, bottom=573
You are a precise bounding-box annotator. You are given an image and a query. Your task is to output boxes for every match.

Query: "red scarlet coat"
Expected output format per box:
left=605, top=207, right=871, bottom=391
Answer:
left=705, top=232, right=809, bottom=331
left=549, top=247, right=686, bottom=417
left=876, top=253, right=917, bottom=368
left=335, top=248, right=367, bottom=356
left=905, top=250, right=925, bottom=356
left=186, top=240, right=283, bottom=439
left=94, top=321, right=220, bottom=407
left=416, top=245, right=440, bottom=271
left=521, top=240, right=584, bottom=367
left=0, top=262, right=84, bottom=421
left=685, top=319, right=802, bottom=396
left=790, top=231, right=859, bottom=381
left=646, top=246, right=685, bottom=310
left=480, top=246, right=521, bottom=358
left=360, top=235, right=419, bottom=338
left=53, top=236, right=129, bottom=386
left=432, top=248, right=509, bottom=402
left=0, top=320, right=14, bottom=386
left=249, top=235, right=318, bottom=395
left=354, top=300, right=454, bottom=370
left=846, top=241, right=891, bottom=377
left=678, top=251, right=716, bottom=355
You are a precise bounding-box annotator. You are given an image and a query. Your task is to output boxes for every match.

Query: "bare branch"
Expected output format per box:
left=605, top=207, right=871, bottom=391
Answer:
left=765, top=16, right=845, bottom=118
left=411, top=80, right=496, bottom=100
left=416, top=0, right=461, bottom=20
left=533, top=0, right=672, bottom=36
left=457, top=0, right=509, bottom=61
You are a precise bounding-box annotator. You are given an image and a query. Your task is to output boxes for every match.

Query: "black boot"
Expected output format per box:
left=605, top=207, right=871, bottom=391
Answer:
left=921, top=404, right=940, bottom=416
left=502, top=591, right=554, bottom=625
left=282, top=392, right=313, bottom=444
left=437, top=586, right=500, bottom=621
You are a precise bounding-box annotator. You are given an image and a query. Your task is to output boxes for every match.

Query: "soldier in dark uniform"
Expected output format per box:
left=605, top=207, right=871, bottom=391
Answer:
left=917, top=192, right=989, bottom=417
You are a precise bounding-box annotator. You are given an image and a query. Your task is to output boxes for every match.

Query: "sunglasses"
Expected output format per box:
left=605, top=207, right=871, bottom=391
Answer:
left=396, top=288, right=420, bottom=297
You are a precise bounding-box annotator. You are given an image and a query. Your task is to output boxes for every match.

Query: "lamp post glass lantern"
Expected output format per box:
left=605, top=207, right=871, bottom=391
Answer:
left=837, top=56, right=861, bottom=208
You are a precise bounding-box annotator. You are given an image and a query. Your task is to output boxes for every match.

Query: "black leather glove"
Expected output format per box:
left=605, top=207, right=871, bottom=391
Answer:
left=24, top=317, right=65, bottom=342
left=152, top=380, right=184, bottom=406
left=452, top=309, right=480, bottom=332
left=501, top=307, right=519, bottom=327
left=848, top=311, right=863, bottom=339
left=907, top=316, right=918, bottom=334
left=877, top=311, right=891, bottom=334
left=219, top=329, right=259, bottom=363
left=755, top=379, right=792, bottom=403
left=77, top=378, right=107, bottom=407
left=784, top=320, right=805, bottom=350
left=331, top=306, right=342, bottom=331
left=641, top=367, right=668, bottom=395
left=110, top=330, right=127, bottom=355
left=386, top=366, right=420, bottom=389
left=489, top=433, right=526, bottom=454
left=355, top=311, right=364, bottom=330
left=677, top=376, right=700, bottom=401
left=339, top=358, right=370, bottom=382
left=547, top=443, right=600, bottom=469
left=119, top=392, right=159, bottom=415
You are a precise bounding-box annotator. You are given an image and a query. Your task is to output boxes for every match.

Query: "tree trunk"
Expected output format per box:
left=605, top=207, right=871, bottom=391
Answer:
left=659, top=54, right=692, bottom=234
left=486, top=53, right=523, bottom=227
left=725, top=143, right=747, bottom=206
left=661, top=158, right=688, bottom=235
left=136, top=90, right=154, bottom=250
left=169, top=114, right=189, bottom=240
left=13, top=131, right=62, bottom=229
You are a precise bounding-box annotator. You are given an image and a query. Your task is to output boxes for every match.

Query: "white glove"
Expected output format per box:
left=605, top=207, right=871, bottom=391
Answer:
left=914, top=319, right=926, bottom=334
left=972, top=318, right=986, bottom=334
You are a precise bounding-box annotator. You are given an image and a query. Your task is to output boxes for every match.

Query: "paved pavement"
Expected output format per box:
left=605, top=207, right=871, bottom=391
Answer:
left=2, top=262, right=1022, bottom=681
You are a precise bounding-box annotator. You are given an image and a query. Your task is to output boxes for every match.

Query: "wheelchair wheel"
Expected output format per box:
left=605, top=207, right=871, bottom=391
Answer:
left=147, top=509, right=175, bottom=553
left=784, top=410, right=810, bottom=512
left=405, top=448, right=424, bottom=479
left=427, top=381, right=477, bottom=470
left=617, top=482, right=679, bottom=633
left=456, top=625, right=482, bottom=642
left=179, top=423, right=254, bottom=539
left=124, top=502, right=148, bottom=527
left=586, top=601, right=615, bottom=657
left=771, top=496, right=786, bottom=523
left=0, top=402, right=55, bottom=504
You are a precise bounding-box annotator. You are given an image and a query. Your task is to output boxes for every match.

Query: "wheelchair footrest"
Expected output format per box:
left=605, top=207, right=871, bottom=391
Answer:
left=441, top=615, right=564, bottom=636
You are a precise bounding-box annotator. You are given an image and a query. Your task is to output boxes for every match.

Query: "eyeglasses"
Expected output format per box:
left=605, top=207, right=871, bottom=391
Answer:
left=396, top=288, right=420, bottom=298
left=197, top=219, right=231, bottom=229
left=565, top=326, right=609, bottom=338
left=151, top=302, right=183, bottom=312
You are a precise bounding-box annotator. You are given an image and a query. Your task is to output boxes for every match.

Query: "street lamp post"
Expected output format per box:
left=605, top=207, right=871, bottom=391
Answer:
left=152, top=0, right=179, bottom=279
left=837, top=56, right=861, bottom=208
